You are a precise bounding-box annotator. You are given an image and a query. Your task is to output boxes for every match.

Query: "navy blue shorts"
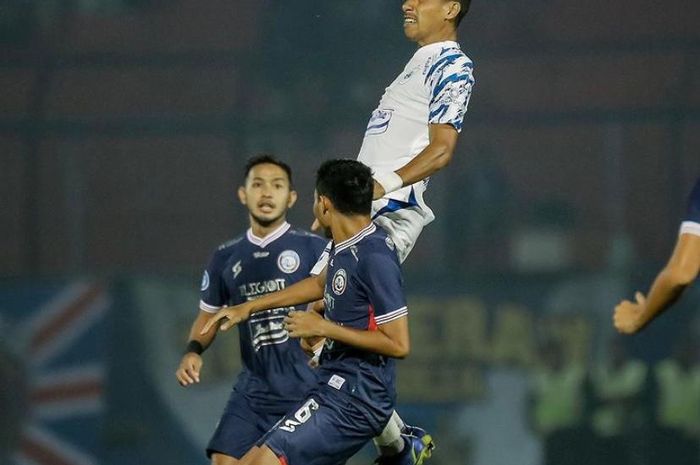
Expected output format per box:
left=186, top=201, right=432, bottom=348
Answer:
left=206, top=392, right=283, bottom=459
left=260, top=387, right=391, bottom=465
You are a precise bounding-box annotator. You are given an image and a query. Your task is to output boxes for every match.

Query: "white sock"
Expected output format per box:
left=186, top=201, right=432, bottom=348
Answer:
left=373, top=411, right=406, bottom=455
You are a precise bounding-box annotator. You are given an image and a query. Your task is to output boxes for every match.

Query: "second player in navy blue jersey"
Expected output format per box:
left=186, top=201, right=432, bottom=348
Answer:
left=175, top=155, right=326, bottom=465
left=202, top=160, right=411, bottom=465
left=614, top=177, right=700, bottom=333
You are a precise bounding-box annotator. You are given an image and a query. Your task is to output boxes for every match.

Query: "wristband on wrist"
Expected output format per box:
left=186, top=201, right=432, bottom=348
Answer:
left=185, top=340, right=204, bottom=355
left=373, top=171, right=403, bottom=195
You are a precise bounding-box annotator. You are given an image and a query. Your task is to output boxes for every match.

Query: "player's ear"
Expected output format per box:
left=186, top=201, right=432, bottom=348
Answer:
left=237, top=186, right=247, bottom=205
left=445, top=1, right=460, bottom=21
left=287, top=190, right=298, bottom=208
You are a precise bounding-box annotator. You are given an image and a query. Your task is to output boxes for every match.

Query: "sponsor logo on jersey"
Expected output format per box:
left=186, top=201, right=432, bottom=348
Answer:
left=277, top=249, right=301, bottom=274
left=253, top=251, right=270, bottom=258
left=201, top=271, right=210, bottom=291
left=239, top=279, right=286, bottom=298
left=398, top=65, right=420, bottom=84
left=365, top=109, right=393, bottom=136
left=332, top=269, right=347, bottom=295
left=232, top=260, right=242, bottom=279
left=249, top=308, right=292, bottom=351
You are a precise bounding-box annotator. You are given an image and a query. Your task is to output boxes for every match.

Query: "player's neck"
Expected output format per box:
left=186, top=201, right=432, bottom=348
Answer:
left=331, top=215, right=372, bottom=244
left=417, top=29, right=457, bottom=47
left=249, top=217, right=287, bottom=239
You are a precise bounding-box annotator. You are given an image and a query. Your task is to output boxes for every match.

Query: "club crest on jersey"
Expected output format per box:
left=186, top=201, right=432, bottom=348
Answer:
left=201, top=271, right=210, bottom=291
left=332, top=269, right=347, bottom=295
left=277, top=250, right=300, bottom=274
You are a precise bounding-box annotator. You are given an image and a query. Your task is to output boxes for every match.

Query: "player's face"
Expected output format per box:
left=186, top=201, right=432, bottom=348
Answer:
left=239, top=163, right=296, bottom=227
left=402, top=0, right=458, bottom=45
left=313, top=191, right=333, bottom=238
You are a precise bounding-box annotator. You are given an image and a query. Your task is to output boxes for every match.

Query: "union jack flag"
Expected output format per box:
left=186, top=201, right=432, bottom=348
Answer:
left=1, top=281, right=109, bottom=465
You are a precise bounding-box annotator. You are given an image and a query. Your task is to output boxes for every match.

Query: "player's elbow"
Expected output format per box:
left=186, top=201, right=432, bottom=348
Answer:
left=433, top=145, right=455, bottom=170
left=392, top=339, right=410, bottom=359
left=665, top=264, right=698, bottom=287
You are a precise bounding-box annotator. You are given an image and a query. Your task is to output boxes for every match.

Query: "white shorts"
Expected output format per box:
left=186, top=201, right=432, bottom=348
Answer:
left=371, top=201, right=433, bottom=263
left=309, top=185, right=434, bottom=276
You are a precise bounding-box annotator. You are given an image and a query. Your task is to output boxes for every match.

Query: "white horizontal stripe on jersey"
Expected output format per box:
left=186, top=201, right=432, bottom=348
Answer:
left=199, top=301, right=221, bottom=313
left=335, top=223, right=377, bottom=254
left=375, top=306, right=408, bottom=325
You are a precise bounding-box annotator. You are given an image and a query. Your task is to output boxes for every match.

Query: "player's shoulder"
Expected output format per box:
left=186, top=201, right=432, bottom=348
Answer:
left=214, top=234, right=246, bottom=256
left=285, top=227, right=327, bottom=247
left=422, top=42, right=474, bottom=84
left=359, top=228, right=400, bottom=265
left=432, top=42, right=473, bottom=66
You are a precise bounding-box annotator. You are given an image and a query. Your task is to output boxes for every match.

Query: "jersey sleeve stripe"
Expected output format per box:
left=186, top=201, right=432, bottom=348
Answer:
left=431, top=72, right=470, bottom=99
left=679, top=221, right=700, bottom=237
left=374, top=306, right=408, bottom=325
left=425, top=53, right=466, bottom=84
left=199, top=301, right=221, bottom=313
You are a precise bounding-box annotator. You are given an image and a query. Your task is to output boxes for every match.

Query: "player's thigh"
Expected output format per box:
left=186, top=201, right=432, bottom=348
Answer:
left=262, top=394, right=381, bottom=465
left=207, top=394, right=279, bottom=460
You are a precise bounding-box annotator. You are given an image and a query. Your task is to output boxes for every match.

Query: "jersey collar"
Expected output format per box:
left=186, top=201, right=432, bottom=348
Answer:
left=246, top=222, right=291, bottom=248
left=335, top=222, right=376, bottom=254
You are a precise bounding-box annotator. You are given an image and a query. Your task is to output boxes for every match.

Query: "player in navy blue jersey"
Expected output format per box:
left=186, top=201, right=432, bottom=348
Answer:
left=614, top=178, right=700, bottom=333
left=202, top=160, right=411, bottom=465
left=175, top=155, right=327, bottom=465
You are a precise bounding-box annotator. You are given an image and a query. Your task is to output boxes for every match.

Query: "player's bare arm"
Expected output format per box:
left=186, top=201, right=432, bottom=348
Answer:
left=373, top=123, right=459, bottom=199
left=201, top=270, right=327, bottom=335
left=285, top=311, right=410, bottom=359
left=176, top=310, right=219, bottom=386
left=614, top=233, right=700, bottom=334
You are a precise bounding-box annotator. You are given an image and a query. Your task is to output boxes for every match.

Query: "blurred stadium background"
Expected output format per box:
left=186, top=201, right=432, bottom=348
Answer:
left=1, top=1, right=699, bottom=464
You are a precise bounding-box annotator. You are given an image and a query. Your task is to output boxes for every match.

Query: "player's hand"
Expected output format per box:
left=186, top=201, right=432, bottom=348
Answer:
left=372, top=180, right=386, bottom=200
left=200, top=304, right=252, bottom=335
left=613, top=291, right=646, bottom=334
left=299, top=336, right=324, bottom=355
left=176, top=352, right=203, bottom=386
left=285, top=310, right=326, bottom=338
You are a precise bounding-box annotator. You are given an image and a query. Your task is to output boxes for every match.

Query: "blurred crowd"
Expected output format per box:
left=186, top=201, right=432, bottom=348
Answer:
left=529, top=337, right=700, bottom=465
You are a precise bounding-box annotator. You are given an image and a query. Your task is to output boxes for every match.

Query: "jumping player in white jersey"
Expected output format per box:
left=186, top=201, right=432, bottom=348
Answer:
left=613, top=178, right=700, bottom=334
left=317, top=0, right=475, bottom=462
left=210, top=1, right=475, bottom=464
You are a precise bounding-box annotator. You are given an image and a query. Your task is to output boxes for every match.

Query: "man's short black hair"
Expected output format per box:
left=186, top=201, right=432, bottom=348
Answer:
left=316, top=159, right=373, bottom=216
left=453, top=0, right=470, bottom=26
left=244, top=154, right=293, bottom=186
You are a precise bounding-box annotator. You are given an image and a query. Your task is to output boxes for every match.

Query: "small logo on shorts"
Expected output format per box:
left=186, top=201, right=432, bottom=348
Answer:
left=332, top=269, right=347, bottom=295
left=277, top=250, right=300, bottom=274
left=385, top=236, right=395, bottom=251
left=328, top=374, right=346, bottom=390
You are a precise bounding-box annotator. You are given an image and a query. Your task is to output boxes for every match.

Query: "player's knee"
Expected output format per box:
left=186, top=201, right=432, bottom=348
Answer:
left=211, top=452, right=240, bottom=465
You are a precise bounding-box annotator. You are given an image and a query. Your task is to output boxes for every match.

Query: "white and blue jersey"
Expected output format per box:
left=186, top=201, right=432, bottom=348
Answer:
left=680, top=178, right=700, bottom=237
left=318, top=222, right=408, bottom=417
left=357, top=40, right=475, bottom=262
left=199, top=222, right=326, bottom=413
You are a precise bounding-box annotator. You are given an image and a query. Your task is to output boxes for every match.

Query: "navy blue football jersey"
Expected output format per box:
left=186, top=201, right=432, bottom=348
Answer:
left=199, top=222, right=327, bottom=413
left=317, top=223, right=408, bottom=416
left=681, top=178, right=700, bottom=236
